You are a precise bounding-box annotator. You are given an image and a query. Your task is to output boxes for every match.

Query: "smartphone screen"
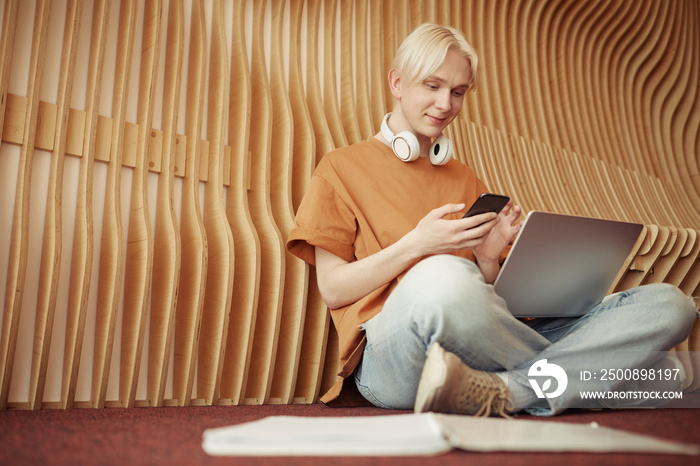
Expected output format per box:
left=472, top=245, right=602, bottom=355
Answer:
left=463, top=193, right=510, bottom=218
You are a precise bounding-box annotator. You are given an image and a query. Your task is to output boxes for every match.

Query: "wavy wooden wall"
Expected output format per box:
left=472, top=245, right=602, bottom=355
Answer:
left=0, top=0, right=698, bottom=410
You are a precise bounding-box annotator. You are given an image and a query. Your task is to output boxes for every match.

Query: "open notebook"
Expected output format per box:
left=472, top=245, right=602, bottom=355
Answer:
left=202, top=413, right=699, bottom=456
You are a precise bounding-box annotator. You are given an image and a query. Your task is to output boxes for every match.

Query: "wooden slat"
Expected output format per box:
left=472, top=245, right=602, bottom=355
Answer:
left=352, top=0, right=373, bottom=140
left=172, top=0, right=207, bottom=407
left=654, top=3, right=700, bottom=227
left=243, top=0, right=285, bottom=405
left=581, top=1, right=630, bottom=172
left=198, top=0, right=234, bottom=406
left=561, top=0, right=598, bottom=160
left=503, top=133, right=543, bottom=214
left=368, top=0, right=385, bottom=131
left=288, top=0, right=315, bottom=212
left=642, top=228, right=689, bottom=285
left=338, top=0, right=361, bottom=145
left=484, top=0, right=510, bottom=135
left=29, top=0, right=82, bottom=410
left=92, top=0, right=138, bottom=409
left=666, top=230, right=700, bottom=288
left=680, top=256, right=700, bottom=306
left=618, top=226, right=671, bottom=291
left=119, top=0, right=161, bottom=408
left=305, top=0, right=334, bottom=162
left=322, top=0, right=347, bottom=148
left=288, top=0, right=327, bottom=405
left=304, top=0, right=337, bottom=400
left=0, top=0, right=51, bottom=410
left=61, top=0, right=110, bottom=409
left=219, top=0, right=259, bottom=405
left=147, top=0, right=183, bottom=407
left=507, top=0, right=548, bottom=148
left=314, top=6, right=348, bottom=400
left=0, top=0, right=19, bottom=147
left=678, top=1, right=700, bottom=208
left=318, top=319, right=339, bottom=401
left=268, top=0, right=307, bottom=405
left=394, top=0, right=408, bottom=40
left=380, top=0, right=394, bottom=113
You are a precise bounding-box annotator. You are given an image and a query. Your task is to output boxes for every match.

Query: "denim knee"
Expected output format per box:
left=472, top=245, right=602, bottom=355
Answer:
left=642, top=283, right=697, bottom=342
left=405, top=255, right=484, bottom=298
left=403, top=255, right=492, bottom=317
left=615, top=283, right=697, bottom=349
left=401, top=255, right=509, bottom=358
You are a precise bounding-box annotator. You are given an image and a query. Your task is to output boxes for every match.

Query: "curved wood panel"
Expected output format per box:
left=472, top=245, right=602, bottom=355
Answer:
left=62, top=0, right=110, bottom=409
left=301, top=0, right=336, bottom=397
left=680, top=1, right=700, bottom=203
left=288, top=0, right=315, bottom=211
left=643, top=228, right=689, bottom=285
left=368, top=0, right=386, bottom=130
left=338, top=0, right=361, bottom=145
left=288, top=0, right=327, bottom=404
left=305, top=0, right=335, bottom=161
left=197, top=0, right=234, bottom=406
left=1, top=0, right=700, bottom=410
left=268, top=0, right=307, bottom=405
left=92, top=0, right=138, bottom=409
left=147, top=0, right=183, bottom=407
left=666, top=230, right=700, bottom=288
left=0, top=0, right=50, bottom=410
left=219, top=0, right=259, bottom=406
left=352, top=0, right=373, bottom=140
left=0, top=0, right=19, bottom=146
left=119, top=0, right=161, bottom=408
left=322, top=0, right=347, bottom=149
left=30, top=0, right=82, bottom=410
left=380, top=0, right=395, bottom=113
left=244, top=0, right=285, bottom=405
left=484, top=0, right=509, bottom=133
left=584, top=1, right=633, bottom=169
left=556, top=0, right=597, bottom=159
left=172, top=0, right=207, bottom=407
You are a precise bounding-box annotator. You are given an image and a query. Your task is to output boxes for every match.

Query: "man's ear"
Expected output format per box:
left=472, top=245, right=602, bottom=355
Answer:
left=388, top=68, right=402, bottom=99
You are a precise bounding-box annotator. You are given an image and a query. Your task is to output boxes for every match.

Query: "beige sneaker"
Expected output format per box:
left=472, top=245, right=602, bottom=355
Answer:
left=414, top=342, right=512, bottom=417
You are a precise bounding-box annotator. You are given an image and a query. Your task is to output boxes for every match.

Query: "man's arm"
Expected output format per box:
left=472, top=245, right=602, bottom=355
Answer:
left=314, top=203, right=499, bottom=309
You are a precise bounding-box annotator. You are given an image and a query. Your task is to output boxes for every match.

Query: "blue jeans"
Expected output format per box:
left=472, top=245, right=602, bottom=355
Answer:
left=354, top=255, right=698, bottom=415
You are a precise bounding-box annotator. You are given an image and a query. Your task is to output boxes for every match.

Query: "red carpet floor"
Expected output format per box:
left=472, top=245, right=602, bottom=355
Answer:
left=1, top=404, right=699, bottom=465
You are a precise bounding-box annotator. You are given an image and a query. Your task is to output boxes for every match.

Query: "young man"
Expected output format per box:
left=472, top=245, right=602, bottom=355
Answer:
left=287, top=23, right=696, bottom=416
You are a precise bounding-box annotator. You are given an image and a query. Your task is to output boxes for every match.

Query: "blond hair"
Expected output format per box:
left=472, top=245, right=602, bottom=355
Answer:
left=391, top=23, right=478, bottom=91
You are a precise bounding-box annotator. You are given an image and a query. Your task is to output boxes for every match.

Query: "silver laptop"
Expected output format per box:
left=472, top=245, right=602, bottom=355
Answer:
left=493, top=211, right=643, bottom=318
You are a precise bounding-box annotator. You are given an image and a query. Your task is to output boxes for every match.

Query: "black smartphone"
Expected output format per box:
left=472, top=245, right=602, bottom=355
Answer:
left=463, top=193, right=510, bottom=218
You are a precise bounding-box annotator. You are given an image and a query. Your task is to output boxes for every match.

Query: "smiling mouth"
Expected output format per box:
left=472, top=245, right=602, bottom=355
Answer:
left=427, top=115, right=447, bottom=125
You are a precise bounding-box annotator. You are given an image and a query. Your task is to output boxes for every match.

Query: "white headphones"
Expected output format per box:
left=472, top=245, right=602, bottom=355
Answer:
left=380, top=113, right=453, bottom=166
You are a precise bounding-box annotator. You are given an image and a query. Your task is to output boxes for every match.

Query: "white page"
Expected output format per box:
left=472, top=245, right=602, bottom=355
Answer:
left=202, top=413, right=700, bottom=457
left=435, top=414, right=700, bottom=455
left=202, top=413, right=451, bottom=456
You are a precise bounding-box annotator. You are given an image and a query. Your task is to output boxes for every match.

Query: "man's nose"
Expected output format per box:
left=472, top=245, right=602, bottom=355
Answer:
left=435, top=90, right=451, bottom=111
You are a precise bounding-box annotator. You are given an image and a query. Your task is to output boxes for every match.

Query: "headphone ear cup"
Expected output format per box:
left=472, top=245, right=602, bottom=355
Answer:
left=429, top=135, right=453, bottom=165
left=392, top=131, right=421, bottom=162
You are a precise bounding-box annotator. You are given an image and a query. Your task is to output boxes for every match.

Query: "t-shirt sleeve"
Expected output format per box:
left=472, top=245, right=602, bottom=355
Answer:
left=286, top=173, right=357, bottom=266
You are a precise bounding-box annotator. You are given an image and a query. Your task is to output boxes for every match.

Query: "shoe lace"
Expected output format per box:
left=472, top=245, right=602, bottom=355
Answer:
left=454, top=370, right=512, bottom=418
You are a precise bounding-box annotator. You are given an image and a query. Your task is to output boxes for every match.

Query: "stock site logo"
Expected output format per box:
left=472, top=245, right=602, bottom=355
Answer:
left=528, top=359, right=568, bottom=399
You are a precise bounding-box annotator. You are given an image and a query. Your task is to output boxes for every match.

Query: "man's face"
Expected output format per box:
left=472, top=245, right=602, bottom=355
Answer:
left=395, top=48, right=472, bottom=143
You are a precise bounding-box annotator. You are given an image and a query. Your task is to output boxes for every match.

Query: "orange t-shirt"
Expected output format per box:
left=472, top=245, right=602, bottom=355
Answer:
left=286, top=137, right=489, bottom=404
